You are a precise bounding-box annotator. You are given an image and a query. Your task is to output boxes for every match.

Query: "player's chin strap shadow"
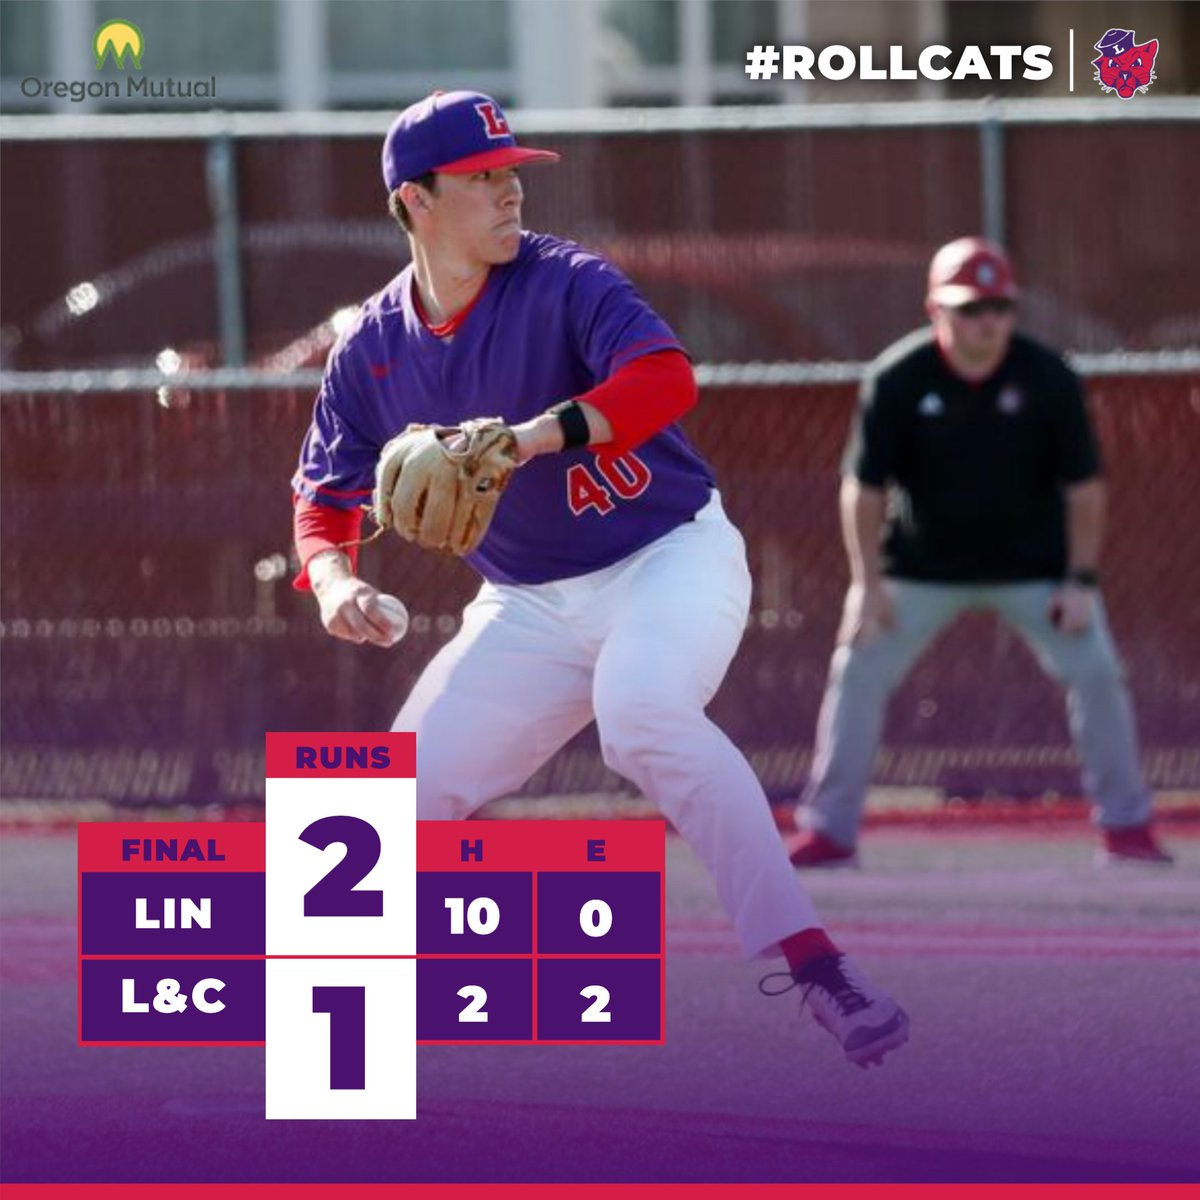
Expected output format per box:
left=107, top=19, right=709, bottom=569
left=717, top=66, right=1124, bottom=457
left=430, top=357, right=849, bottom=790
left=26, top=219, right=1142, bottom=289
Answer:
left=334, top=503, right=391, bottom=553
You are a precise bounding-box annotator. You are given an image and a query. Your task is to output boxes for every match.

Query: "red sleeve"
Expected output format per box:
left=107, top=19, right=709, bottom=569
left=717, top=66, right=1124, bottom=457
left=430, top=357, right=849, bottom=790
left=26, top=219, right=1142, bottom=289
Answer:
left=292, top=495, right=363, bottom=591
left=577, top=349, right=697, bottom=456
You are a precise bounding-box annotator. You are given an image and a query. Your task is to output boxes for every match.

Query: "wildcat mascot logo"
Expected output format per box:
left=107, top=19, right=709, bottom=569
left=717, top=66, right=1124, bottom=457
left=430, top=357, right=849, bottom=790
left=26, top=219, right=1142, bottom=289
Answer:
left=1092, top=28, right=1158, bottom=99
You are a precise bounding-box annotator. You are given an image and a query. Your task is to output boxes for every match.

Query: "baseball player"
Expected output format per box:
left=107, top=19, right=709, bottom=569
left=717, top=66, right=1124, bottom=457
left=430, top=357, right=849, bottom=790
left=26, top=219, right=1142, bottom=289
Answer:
left=292, top=91, right=908, bottom=1066
left=790, top=237, right=1173, bottom=870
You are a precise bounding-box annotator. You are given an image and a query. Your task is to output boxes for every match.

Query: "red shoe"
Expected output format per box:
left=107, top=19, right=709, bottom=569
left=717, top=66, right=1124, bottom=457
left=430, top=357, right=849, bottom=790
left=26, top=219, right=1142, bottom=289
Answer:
left=789, top=831, right=859, bottom=869
left=1095, top=824, right=1174, bottom=867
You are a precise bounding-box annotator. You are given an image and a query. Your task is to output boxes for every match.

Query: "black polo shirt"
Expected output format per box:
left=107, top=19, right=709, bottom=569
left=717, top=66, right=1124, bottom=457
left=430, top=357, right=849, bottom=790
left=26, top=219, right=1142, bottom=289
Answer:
left=845, top=328, right=1101, bottom=582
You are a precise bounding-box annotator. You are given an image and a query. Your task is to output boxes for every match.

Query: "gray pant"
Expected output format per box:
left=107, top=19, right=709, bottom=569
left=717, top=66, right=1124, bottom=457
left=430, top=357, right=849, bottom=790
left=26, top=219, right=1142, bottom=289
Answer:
left=800, top=580, right=1152, bottom=846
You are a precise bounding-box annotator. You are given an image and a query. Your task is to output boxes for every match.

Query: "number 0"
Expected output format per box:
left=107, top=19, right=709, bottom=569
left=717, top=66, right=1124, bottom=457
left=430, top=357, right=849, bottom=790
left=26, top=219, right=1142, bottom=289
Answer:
left=579, top=899, right=612, bottom=937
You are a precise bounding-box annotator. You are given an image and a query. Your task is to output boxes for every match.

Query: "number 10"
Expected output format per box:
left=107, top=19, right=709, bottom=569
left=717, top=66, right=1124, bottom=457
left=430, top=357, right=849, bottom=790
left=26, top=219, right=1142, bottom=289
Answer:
left=444, top=896, right=500, bottom=934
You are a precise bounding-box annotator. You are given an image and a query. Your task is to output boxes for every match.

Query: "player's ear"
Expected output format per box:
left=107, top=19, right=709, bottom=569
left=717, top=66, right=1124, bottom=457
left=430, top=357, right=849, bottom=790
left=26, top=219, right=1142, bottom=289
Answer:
left=399, top=180, right=431, bottom=217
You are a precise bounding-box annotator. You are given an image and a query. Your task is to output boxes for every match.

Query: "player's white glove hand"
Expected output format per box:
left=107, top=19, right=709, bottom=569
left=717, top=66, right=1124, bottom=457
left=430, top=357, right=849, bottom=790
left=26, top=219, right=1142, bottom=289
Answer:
left=838, top=581, right=896, bottom=648
left=1049, top=583, right=1094, bottom=635
left=313, top=573, right=408, bottom=648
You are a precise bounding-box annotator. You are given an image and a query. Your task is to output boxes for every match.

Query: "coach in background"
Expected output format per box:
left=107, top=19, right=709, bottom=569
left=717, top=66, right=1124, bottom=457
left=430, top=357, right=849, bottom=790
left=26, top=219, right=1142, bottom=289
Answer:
left=790, top=237, right=1172, bottom=870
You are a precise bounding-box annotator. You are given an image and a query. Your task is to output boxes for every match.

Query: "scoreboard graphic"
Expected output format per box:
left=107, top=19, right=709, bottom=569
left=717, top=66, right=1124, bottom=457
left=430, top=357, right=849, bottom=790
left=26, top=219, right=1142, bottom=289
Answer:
left=77, top=733, right=666, bottom=1120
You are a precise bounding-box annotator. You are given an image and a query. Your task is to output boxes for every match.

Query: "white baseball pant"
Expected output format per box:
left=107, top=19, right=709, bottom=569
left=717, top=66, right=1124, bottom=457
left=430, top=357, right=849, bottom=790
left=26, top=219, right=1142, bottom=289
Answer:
left=393, top=492, right=821, bottom=957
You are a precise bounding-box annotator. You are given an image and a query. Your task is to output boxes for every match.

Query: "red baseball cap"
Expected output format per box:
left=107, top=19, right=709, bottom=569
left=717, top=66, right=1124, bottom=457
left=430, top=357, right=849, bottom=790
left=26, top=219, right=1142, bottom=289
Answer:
left=926, top=237, right=1018, bottom=307
left=382, top=91, right=559, bottom=192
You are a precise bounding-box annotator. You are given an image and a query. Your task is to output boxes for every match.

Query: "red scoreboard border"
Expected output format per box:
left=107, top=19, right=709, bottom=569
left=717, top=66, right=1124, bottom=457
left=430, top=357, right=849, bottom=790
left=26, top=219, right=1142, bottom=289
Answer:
left=78, top=819, right=667, bottom=1048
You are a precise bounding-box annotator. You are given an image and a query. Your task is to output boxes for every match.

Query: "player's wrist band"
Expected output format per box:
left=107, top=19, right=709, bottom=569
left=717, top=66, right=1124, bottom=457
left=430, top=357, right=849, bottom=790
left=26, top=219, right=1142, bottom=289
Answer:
left=1067, top=568, right=1100, bottom=588
left=549, top=401, right=591, bottom=450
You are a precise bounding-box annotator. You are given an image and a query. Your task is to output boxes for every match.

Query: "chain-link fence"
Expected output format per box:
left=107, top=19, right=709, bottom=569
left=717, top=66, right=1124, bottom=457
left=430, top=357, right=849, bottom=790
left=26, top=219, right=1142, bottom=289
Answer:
left=2, top=365, right=1197, bottom=808
left=2, top=102, right=1197, bottom=809
left=3, top=102, right=1199, bottom=376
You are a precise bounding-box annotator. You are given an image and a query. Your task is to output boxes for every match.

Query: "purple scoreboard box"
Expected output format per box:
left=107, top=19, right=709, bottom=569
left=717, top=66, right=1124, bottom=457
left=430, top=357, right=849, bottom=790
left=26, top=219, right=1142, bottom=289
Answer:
left=415, top=820, right=666, bottom=1046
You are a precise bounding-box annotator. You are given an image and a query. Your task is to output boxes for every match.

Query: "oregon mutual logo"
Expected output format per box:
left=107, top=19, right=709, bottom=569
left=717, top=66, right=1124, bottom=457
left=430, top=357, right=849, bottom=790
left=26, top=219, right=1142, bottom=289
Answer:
left=21, top=17, right=215, bottom=102
left=93, top=19, right=144, bottom=70
left=1092, top=28, right=1159, bottom=99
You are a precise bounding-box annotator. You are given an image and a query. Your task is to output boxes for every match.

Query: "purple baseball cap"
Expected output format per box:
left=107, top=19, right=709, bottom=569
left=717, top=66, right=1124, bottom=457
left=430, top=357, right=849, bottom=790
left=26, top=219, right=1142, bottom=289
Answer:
left=1094, top=28, right=1137, bottom=56
left=381, top=91, right=559, bottom=192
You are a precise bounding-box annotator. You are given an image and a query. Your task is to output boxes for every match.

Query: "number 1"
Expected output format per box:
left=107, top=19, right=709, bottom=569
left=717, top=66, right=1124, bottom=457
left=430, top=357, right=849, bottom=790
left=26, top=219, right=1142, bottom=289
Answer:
left=312, top=985, right=366, bottom=1089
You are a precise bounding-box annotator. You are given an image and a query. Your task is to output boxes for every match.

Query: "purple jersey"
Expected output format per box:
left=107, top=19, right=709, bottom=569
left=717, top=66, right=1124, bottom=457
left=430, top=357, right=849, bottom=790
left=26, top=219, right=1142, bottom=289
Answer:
left=295, top=232, right=714, bottom=584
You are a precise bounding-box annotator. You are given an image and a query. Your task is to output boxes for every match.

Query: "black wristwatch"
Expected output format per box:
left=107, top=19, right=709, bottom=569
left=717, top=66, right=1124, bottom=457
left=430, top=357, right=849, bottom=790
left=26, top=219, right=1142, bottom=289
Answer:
left=1067, top=568, right=1100, bottom=588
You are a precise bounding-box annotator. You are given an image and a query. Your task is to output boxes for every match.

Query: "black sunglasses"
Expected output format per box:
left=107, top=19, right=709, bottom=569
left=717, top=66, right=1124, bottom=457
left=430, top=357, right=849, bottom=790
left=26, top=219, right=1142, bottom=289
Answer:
left=954, top=298, right=1016, bottom=318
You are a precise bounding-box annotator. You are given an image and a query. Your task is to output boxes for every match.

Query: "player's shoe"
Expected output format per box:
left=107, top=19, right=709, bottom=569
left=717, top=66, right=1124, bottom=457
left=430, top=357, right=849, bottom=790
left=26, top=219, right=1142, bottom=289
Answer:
left=760, top=954, right=909, bottom=1068
left=788, top=831, right=859, bottom=869
left=1094, top=824, right=1174, bottom=868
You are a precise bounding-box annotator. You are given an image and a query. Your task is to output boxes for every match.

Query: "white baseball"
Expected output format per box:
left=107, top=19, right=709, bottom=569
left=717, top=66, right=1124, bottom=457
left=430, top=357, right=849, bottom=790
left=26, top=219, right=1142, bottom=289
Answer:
left=372, top=593, right=409, bottom=645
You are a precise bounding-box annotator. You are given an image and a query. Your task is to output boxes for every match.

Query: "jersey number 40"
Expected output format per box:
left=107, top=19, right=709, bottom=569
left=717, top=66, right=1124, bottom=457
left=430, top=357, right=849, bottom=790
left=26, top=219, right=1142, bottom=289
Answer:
left=567, top=452, right=651, bottom=517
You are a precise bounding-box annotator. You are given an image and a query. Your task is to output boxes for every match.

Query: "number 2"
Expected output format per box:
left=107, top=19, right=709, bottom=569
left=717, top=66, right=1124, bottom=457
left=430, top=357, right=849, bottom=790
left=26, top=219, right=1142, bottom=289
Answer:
left=580, top=985, right=612, bottom=1023
left=300, top=815, right=383, bottom=917
left=457, top=985, right=489, bottom=1023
